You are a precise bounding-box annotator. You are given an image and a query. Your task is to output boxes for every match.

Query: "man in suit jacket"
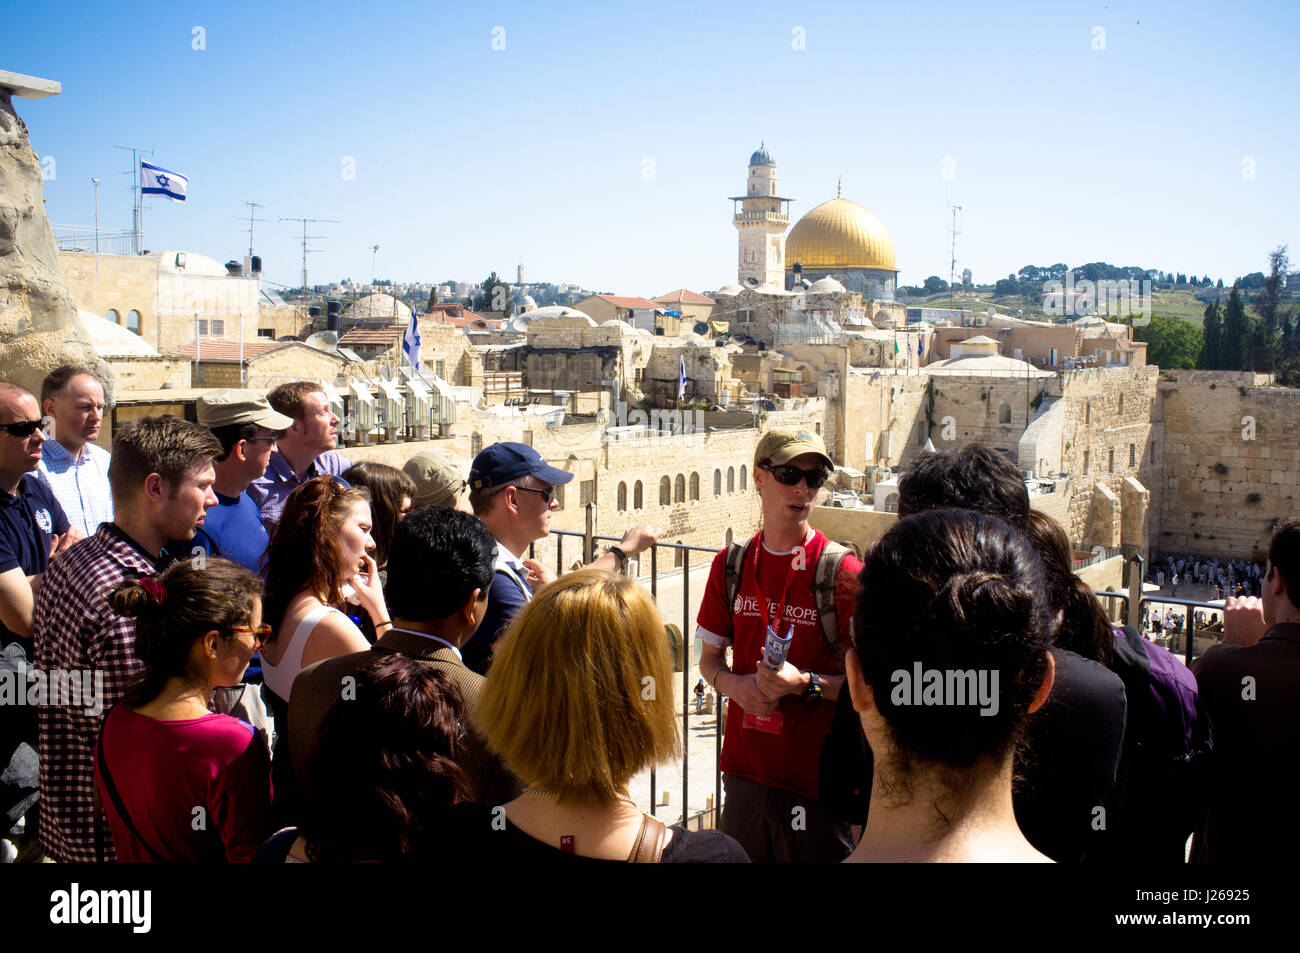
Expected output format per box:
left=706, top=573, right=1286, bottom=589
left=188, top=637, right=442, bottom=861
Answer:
left=288, top=506, right=521, bottom=807
left=1191, top=519, right=1300, bottom=862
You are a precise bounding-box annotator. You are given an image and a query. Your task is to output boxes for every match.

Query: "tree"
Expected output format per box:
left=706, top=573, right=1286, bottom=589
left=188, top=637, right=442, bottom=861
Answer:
left=1254, top=245, right=1290, bottom=337
left=1221, top=283, right=1250, bottom=370
left=1200, top=300, right=1222, bottom=369
left=994, top=277, right=1019, bottom=296
left=922, top=275, right=949, bottom=295
left=476, top=271, right=510, bottom=312
left=1132, top=314, right=1203, bottom=370
left=427, top=285, right=438, bottom=312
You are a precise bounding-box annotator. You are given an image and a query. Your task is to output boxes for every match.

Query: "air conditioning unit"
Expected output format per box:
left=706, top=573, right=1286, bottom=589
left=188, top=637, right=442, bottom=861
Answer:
left=974, top=316, right=988, bottom=327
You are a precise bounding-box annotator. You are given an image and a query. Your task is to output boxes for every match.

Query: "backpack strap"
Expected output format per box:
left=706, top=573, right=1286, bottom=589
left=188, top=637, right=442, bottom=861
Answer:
left=627, top=813, right=668, bottom=863
left=722, top=539, right=751, bottom=639
left=813, top=541, right=851, bottom=654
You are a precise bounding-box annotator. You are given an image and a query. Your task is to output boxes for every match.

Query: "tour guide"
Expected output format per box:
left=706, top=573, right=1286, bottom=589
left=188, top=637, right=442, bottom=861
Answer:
left=696, top=428, right=861, bottom=862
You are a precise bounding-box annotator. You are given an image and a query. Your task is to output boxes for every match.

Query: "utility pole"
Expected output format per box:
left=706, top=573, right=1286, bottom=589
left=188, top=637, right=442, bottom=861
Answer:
left=114, top=144, right=153, bottom=254
left=279, top=216, right=338, bottom=305
left=91, top=178, right=100, bottom=253
left=243, top=201, right=269, bottom=257
left=947, top=203, right=962, bottom=322
left=371, top=244, right=379, bottom=289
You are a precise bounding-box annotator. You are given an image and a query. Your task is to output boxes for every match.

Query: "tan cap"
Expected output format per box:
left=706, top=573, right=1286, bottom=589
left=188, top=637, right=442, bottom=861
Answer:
left=403, top=449, right=469, bottom=508
left=197, top=389, right=294, bottom=431
left=754, top=428, right=833, bottom=470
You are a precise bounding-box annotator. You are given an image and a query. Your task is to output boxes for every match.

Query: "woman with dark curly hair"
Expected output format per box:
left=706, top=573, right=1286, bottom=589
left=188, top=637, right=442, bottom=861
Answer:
left=256, top=652, right=472, bottom=862
left=95, top=558, right=272, bottom=862
left=843, top=508, right=1056, bottom=863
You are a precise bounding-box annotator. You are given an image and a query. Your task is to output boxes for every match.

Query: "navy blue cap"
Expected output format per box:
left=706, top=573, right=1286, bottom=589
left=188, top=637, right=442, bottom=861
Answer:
left=468, top=441, right=576, bottom=491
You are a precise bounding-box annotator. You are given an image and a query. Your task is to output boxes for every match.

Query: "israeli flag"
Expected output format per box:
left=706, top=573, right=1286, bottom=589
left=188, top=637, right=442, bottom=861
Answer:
left=678, top=355, right=687, bottom=400
left=141, top=161, right=188, bottom=203
left=402, top=309, right=422, bottom=371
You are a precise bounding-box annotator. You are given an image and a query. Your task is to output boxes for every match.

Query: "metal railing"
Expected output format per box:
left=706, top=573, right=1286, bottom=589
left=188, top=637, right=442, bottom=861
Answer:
left=531, top=525, right=725, bottom=829
left=1095, top=590, right=1224, bottom=667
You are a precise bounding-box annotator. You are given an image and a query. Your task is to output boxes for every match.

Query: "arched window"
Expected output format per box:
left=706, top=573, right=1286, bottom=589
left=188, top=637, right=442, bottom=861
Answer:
left=739, top=465, right=747, bottom=491
left=727, top=467, right=735, bottom=493
left=105, top=308, right=120, bottom=324
left=617, top=481, right=627, bottom=512
left=999, top=402, right=1012, bottom=424
left=126, top=309, right=141, bottom=335
left=634, top=480, right=643, bottom=509
left=659, top=476, right=671, bottom=506
left=689, top=472, right=700, bottom=501
left=713, top=469, right=722, bottom=496
left=674, top=474, right=685, bottom=503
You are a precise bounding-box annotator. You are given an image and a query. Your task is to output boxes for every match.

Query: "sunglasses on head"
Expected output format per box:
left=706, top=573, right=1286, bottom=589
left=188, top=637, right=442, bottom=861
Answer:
left=762, top=463, right=831, bottom=489
left=0, top=419, right=43, bottom=438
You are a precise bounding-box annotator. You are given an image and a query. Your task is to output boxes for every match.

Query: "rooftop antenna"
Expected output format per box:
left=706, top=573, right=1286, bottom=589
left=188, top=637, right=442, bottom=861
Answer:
left=243, top=200, right=269, bottom=257
left=279, top=216, right=339, bottom=305
left=371, top=244, right=380, bottom=288
left=947, top=203, right=962, bottom=320
left=113, top=144, right=153, bottom=254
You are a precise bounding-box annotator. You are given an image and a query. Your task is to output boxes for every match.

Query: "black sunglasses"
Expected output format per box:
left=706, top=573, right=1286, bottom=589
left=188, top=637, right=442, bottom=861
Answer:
left=762, top=464, right=831, bottom=490
left=0, top=419, right=43, bottom=438
left=512, top=485, right=555, bottom=505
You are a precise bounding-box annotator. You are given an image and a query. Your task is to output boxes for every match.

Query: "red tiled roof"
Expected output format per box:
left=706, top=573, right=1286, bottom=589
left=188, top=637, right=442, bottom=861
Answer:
left=338, top=324, right=404, bottom=347
left=654, top=288, right=715, bottom=305
left=168, top=338, right=284, bottom=362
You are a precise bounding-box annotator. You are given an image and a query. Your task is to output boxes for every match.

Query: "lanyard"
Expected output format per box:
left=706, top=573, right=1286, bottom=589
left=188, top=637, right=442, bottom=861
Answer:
left=752, top=530, right=804, bottom=635
left=386, top=626, right=463, bottom=660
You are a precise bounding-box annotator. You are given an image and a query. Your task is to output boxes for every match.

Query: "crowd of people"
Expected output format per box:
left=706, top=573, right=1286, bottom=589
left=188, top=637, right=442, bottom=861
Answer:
left=1, top=365, right=1297, bottom=864
left=1147, top=551, right=1266, bottom=599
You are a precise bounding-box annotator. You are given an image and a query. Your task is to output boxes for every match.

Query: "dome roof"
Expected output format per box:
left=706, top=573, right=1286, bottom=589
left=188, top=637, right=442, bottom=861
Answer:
left=786, top=197, right=896, bottom=272
left=77, top=309, right=158, bottom=357
left=343, top=293, right=408, bottom=322
left=749, top=144, right=775, bottom=167
left=808, top=276, right=847, bottom=294
left=714, top=283, right=744, bottom=296
left=505, top=305, right=592, bottom=334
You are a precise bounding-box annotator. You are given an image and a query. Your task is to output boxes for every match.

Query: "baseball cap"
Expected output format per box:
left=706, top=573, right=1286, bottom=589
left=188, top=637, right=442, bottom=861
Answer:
left=197, top=390, right=294, bottom=431
left=469, top=441, right=575, bottom=490
left=403, top=449, right=470, bottom=508
left=754, top=428, right=833, bottom=470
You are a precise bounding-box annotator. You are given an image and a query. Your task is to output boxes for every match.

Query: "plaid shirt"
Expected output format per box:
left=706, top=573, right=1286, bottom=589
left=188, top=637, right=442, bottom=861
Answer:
left=34, top=524, right=163, bottom=862
left=37, top=439, right=114, bottom=538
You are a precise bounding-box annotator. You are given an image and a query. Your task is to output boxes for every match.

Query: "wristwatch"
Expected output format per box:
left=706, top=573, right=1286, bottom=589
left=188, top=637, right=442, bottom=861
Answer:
left=802, top=672, right=823, bottom=702
left=607, top=545, right=628, bottom=568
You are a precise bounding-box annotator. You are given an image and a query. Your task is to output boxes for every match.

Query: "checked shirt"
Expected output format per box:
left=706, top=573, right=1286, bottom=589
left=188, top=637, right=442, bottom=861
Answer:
left=34, top=524, right=164, bottom=862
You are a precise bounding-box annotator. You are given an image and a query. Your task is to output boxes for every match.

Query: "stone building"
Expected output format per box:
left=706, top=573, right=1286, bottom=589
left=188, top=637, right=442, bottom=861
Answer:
left=570, top=295, right=659, bottom=331
left=58, top=249, right=263, bottom=356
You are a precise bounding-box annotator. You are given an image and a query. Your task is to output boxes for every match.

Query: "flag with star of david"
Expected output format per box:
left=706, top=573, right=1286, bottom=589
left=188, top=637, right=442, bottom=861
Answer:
left=141, top=161, right=188, bottom=202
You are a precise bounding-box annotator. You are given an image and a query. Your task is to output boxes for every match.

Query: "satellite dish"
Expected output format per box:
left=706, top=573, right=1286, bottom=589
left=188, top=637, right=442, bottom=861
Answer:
left=305, top=331, right=339, bottom=352
left=744, top=276, right=760, bottom=287
left=693, top=322, right=710, bottom=336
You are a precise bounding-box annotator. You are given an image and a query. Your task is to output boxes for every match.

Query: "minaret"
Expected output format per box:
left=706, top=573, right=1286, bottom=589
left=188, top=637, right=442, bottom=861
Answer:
left=730, top=143, right=792, bottom=288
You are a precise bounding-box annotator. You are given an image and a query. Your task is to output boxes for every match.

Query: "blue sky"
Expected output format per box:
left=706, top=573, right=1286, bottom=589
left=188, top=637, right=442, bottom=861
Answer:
left=6, top=0, right=1298, bottom=295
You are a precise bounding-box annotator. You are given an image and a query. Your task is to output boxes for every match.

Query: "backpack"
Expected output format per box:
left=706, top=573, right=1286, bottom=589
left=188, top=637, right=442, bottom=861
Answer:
left=722, top=535, right=851, bottom=653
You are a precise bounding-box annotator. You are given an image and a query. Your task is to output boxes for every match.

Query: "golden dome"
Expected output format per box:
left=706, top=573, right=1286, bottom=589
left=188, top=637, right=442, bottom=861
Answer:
left=784, top=197, right=896, bottom=272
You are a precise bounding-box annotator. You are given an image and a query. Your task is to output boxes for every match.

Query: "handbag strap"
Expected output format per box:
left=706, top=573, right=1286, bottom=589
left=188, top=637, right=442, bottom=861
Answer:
left=626, top=813, right=668, bottom=863
left=95, top=707, right=170, bottom=863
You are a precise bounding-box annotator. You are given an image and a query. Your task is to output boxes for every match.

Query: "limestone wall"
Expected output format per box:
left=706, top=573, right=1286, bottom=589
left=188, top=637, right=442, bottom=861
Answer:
left=1153, top=371, right=1299, bottom=558
left=104, top=355, right=189, bottom=391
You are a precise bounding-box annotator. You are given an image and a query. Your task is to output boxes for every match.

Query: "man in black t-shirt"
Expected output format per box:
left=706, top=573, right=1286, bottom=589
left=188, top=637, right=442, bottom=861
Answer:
left=0, top=382, right=74, bottom=859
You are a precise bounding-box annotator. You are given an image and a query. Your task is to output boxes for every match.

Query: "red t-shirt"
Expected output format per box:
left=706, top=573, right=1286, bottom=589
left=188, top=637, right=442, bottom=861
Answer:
left=696, top=529, right=862, bottom=800
left=95, top=706, right=273, bottom=862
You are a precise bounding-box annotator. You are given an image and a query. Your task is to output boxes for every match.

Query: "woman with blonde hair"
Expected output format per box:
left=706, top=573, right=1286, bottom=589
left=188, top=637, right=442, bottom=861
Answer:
left=475, top=569, right=748, bottom=863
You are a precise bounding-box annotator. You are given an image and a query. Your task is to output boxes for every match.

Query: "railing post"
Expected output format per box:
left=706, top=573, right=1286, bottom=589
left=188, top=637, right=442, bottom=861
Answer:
left=1184, top=607, right=1196, bottom=667
left=1127, top=554, right=1144, bottom=630
left=584, top=503, right=595, bottom=565
left=682, top=547, right=689, bottom=827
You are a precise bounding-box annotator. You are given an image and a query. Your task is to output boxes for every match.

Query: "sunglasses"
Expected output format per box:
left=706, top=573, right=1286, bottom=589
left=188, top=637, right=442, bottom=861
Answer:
left=0, top=419, right=43, bottom=438
left=329, top=475, right=352, bottom=491
left=232, top=623, right=272, bottom=647
left=762, top=464, right=831, bottom=489
left=512, top=485, right=555, bottom=505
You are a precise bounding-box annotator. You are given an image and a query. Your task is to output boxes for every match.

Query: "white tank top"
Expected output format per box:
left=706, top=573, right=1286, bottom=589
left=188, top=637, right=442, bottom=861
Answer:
left=261, top=604, right=356, bottom=701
